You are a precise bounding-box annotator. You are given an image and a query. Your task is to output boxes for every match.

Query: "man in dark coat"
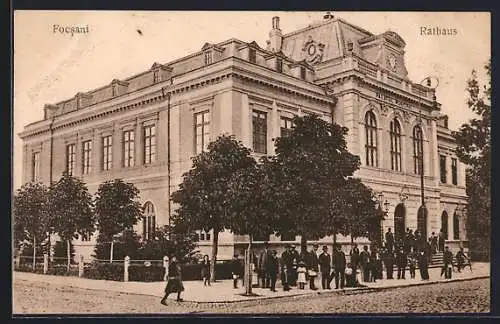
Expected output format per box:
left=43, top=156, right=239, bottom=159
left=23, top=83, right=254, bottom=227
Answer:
left=395, top=247, right=407, bottom=279
left=385, top=228, right=395, bottom=253
left=455, top=247, right=469, bottom=272
left=383, top=247, right=395, bottom=279
left=360, top=245, right=371, bottom=282
left=267, top=250, right=280, bottom=292
left=257, top=242, right=271, bottom=288
left=442, top=246, right=453, bottom=279
left=418, top=249, right=430, bottom=280
left=290, top=244, right=300, bottom=286
left=332, top=244, right=346, bottom=289
left=438, top=229, right=445, bottom=252
left=307, top=244, right=319, bottom=290
left=280, top=245, right=293, bottom=291
left=318, top=245, right=332, bottom=289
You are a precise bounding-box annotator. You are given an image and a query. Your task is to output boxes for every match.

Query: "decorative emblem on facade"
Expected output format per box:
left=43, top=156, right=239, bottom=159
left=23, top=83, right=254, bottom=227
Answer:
left=402, top=111, right=411, bottom=123
left=380, top=105, right=389, bottom=117
left=302, top=36, right=325, bottom=65
left=387, top=53, right=397, bottom=72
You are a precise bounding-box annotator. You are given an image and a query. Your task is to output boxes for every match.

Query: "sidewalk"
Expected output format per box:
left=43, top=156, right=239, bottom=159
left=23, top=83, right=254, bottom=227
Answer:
left=14, top=262, right=490, bottom=304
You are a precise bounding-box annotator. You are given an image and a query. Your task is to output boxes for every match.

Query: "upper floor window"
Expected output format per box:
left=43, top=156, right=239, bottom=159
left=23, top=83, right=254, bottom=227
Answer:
left=413, top=125, right=424, bottom=175
left=195, top=111, right=211, bottom=154
left=102, top=135, right=113, bottom=171
left=280, top=116, right=294, bottom=138
left=249, top=48, right=257, bottom=63
left=300, top=66, right=306, bottom=80
left=142, top=202, right=156, bottom=241
left=253, top=110, right=267, bottom=154
left=365, top=111, right=378, bottom=167
left=389, top=119, right=402, bottom=172
left=82, top=140, right=92, bottom=175
left=123, top=130, right=135, bottom=168
left=204, top=51, right=213, bottom=65
left=276, top=58, right=283, bottom=73
left=66, top=143, right=76, bottom=175
left=32, top=152, right=41, bottom=182
left=451, top=158, right=458, bottom=185
left=440, top=155, right=447, bottom=183
left=143, top=125, right=156, bottom=164
left=199, top=230, right=211, bottom=241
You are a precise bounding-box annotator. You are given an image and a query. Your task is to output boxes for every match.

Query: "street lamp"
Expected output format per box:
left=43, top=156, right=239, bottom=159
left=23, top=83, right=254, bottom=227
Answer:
left=376, top=192, right=390, bottom=246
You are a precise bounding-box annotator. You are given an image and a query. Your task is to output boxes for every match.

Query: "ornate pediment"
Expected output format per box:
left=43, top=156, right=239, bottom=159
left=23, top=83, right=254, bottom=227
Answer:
left=382, top=30, right=406, bottom=48
left=301, top=35, right=326, bottom=65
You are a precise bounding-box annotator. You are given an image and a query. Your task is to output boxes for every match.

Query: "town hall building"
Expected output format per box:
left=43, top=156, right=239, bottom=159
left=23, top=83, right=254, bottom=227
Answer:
left=19, top=13, right=468, bottom=261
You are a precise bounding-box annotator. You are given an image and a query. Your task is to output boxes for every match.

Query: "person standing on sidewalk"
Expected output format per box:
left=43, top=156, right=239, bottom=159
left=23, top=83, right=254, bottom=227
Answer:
left=385, top=228, right=395, bottom=253
left=442, top=246, right=453, bottom=279
left=438, top=229, right=445, bottom=252
left=231, top=254, right=242, bottom=289
left=332, top=244, right=346, bottom=289
left=281, top=245, right=293, bottom=291
left=200, top=255, right=211, bottom=287
left=383, top=246, right=395, bottom=279
left=268, top=250, right=279, bottom=292
left=360, top=245, right=371, bottom=283
left=418, top=249, right=430, bottom=280
left=350, top=244, right=360, bottom=282
left=306, top=244, right=319, bottom=290
left=396, top=247, right=407, bottom=280
left=290, top=244, right=300, bottom=287
left=160, top=256, right=184, bottom=306
left=408, top=247, right=418, bottom=279
left=318, top=245, right=331, bottom=289
left=257, top=242, right=271, bottom=288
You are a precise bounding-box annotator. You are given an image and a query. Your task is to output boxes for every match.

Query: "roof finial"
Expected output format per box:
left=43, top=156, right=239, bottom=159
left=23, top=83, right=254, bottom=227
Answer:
left=324, top=11, right=334, bottom=20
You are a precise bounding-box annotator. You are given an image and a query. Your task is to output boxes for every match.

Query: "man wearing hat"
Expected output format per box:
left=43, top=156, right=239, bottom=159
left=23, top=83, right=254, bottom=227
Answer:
left=307, top=244, right=320, bottom=290
left=289, top=244, right=300, bottom=287
left=332, top=244, right=346, bottom=289
left=257, top=241, right=271, bottom=288
left=280, top=244, right=293, bottom=291
left=318, top=245, right=332, bottom=289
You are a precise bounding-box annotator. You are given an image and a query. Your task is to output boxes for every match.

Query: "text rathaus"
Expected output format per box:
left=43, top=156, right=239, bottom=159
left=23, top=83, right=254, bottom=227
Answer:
left=19, top=14, right=468, bottom=261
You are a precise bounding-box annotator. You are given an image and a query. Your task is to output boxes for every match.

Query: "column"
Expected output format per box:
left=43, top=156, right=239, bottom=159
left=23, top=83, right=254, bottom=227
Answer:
left=241, top=93, right=251, bottom=148
left=269, top=100, right=279, bottom=155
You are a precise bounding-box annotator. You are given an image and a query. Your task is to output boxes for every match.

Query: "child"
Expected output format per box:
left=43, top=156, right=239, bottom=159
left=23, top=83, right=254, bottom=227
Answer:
left=296, top=260, right=307, bottom=290
left=408, top=247, right=417, bottom=279
left=345, top=263, right=356, bottom=287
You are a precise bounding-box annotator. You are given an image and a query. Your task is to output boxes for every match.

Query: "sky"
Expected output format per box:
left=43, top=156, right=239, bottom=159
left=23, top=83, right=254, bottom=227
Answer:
left=13, top=11, right=491, bottom=190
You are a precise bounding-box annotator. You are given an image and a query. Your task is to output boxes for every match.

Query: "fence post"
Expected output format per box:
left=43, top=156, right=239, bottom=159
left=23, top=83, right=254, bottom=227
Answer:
left=78, top=255, right=84, bottom=278
left=43, top=253, right=49, bottom=274
left=163, top=256, right=169, bottom=281
left=124, top=256, right=130, bottom=282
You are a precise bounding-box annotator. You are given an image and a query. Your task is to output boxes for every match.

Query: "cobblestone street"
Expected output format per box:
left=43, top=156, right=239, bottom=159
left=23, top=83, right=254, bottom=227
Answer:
left=14, top=278, right=490, bottom=314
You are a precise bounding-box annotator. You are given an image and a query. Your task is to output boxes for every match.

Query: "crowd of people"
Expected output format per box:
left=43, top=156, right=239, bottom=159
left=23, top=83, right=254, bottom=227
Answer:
left=160, top=229, right=470, bottom=305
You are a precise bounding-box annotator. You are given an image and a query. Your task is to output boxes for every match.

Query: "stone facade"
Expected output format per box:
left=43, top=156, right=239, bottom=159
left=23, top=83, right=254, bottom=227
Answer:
left=18, top=15, right=468, bottom=261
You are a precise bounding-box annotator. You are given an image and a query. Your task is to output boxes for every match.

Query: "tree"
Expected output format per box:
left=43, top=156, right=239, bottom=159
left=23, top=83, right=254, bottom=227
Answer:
left=171, top=134, right=256, bottom=282
left=53, top=240, right=75, bottom=265
left=453, top=60, right=491, bottom=261
left=270, top=115, right=380, bottom=246
left=93, top=179, right=143, bottom=260
left=49, top=172, right=95, bottom=270
left=13, top=182, right=50, bottom=270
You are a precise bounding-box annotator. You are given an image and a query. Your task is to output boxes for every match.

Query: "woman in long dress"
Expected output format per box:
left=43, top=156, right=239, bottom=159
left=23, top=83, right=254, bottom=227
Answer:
left=200, top=255, right=211, bottom=286
left=160, top=256, right=184, bottom=305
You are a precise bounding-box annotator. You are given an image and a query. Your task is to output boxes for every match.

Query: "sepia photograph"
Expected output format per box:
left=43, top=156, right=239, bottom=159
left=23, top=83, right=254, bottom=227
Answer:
left=12, top=10, right=491, bottom=315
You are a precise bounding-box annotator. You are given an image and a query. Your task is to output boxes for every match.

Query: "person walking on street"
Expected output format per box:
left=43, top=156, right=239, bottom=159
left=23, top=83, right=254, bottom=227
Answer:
left=418, top=249, right=430, bottom=280
left=200, top=255, right=211, bottom=286
left=442, top=246, right=453, bottom=279
left=396, top=247, right=407, bottom=280
left=385, top=228, right=395, bottom=253
left=360, top=245, right=371, bottom=283
left=267, top=250, right=279, bottom=292
left=160, top=256, right=184, bottom=306
left=258, top=242, right=271, bottom=288
left=318, top=245, right=332, bottom=289
left=332, top=244, right=346, bottom=289
left=307, top=244, right=319, bottom=290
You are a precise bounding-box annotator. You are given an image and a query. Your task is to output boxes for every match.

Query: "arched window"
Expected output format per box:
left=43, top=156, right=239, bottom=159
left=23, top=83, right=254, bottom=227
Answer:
left=365, top=111, right=378, bottom=167
left=142, top=202, right=156, bottom=241
left=390, top=119, right=402, bottom=172
left=441, top=211, right=449, bottom=240
left=453, top=211, right=460, bottom=240
left=413, top=125, right=424, bottom=175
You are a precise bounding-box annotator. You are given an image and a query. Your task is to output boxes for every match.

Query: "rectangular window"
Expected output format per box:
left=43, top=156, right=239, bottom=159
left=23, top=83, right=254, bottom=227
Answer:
left=82, top=140, right=92, bottom=175
left=123, top=130, right=135, bottom=168
left=440, top=155, right=447, bottom=183
left=276, top=58, right=283, bottom=73
left=204, top=51, right=213, bottom=65
left=32, top=152, right=40, bottom=181
left=253, top=110, right=267, bottom=154
left=249, top=48, right=257, bottom=63
left=280, top=117, right=294, bottom=138
left=300, top=66, right=306, bottom=80
left=143, top=125, right=156, bottom=164
left=66, top=144, right=76, bottom=175
left=102, top=135, right=113, bottom=171
left=451, top=158, right=458, bottom=185
left=195, top=111, right=211, bottom=154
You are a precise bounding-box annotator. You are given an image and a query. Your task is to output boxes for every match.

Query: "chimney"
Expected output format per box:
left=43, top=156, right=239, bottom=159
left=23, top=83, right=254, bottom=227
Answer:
left=269, top=16, right=283, bottom=52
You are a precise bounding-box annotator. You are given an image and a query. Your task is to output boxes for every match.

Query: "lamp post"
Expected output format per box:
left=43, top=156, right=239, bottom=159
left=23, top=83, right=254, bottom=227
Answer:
left=376, top=192, right=390, bottom=246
